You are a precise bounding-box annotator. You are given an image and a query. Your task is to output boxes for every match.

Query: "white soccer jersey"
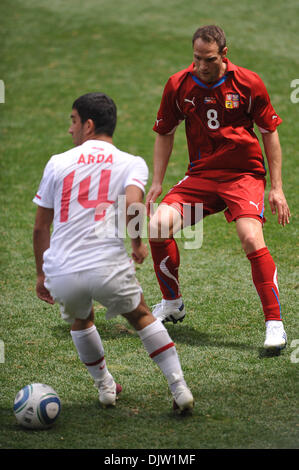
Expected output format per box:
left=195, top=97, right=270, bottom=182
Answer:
left=33, top=139, right=148, bottom=277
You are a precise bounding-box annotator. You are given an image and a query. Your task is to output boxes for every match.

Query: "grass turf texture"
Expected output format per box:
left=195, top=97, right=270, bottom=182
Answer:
left=0, top=0, right=298, bottom=451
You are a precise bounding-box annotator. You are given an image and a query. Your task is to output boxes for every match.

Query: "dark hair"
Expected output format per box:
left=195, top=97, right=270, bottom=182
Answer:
left=192, top=25, right=226, bottom=52
left=72, top=92, right=117, bottom=137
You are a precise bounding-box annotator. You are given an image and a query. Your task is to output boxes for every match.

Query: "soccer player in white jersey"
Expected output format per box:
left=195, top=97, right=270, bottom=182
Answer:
left=33, top=92, right=194, bottom=412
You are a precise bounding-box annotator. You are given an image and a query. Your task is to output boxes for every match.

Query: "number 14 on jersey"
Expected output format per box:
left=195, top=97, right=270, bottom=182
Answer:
left=60, top=169, right=114, bottom=222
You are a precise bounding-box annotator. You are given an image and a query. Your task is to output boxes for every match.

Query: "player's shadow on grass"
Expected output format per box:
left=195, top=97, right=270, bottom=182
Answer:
left=50, top=318, right=257, bottom=352
left=165, top=324, right=257, bottom=352
left=50, top=316, right=267, bottom=354
left=258, top=347, right=282, bottom=358
left=167, top=325, right=286, bottom=358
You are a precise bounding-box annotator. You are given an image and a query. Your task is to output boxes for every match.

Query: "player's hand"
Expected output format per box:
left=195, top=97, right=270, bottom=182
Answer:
left=268, top=187, right=291, bottom=226
left=145, top=183, right=163, bottom=217
left=36, top=275, right=55, bottom=304
left=131, top=240, right=148, bottom=264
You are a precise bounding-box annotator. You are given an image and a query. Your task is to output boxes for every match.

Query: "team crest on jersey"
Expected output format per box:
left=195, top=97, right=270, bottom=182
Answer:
left=204, top=96, right=217, bottom=104
left=225, top=93, right=240, bottom=109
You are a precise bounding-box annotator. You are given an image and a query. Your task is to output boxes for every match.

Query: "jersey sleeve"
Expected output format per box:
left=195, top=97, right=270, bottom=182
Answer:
left=32, top=159, right=55, bottom=208
left=153, top=77, right=185, bottom=135
left=124, top=157, right=149, bottom=193
left=251, top=74, right=282, bottom=132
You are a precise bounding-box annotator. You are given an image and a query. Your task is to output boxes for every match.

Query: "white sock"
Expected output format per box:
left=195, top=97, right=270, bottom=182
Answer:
left=70, top=325, right=109, bottom=382
left=137, top=320, right=186, bottom=393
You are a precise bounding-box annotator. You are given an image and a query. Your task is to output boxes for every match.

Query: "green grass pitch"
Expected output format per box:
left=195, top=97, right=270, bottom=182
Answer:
left=0, top=0, right=298, bottom=451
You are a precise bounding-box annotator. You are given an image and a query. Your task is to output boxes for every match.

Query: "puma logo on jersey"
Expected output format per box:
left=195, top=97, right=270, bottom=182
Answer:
left=156, top=118, right=163, bottom=127
left=249, top=201, right=260, bottom=210
left=184, top=97, right=196, bottom=107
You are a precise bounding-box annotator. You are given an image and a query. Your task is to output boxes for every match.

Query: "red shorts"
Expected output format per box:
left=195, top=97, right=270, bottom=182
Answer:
left=161, top=174, right=266, bottom=224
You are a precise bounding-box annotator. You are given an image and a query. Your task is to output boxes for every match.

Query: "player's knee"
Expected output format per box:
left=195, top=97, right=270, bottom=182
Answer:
left=122, top=298, right=154, bottom=330
left=237, top=218, right=265, bottom=254
left=148, top=207, right=180, bottom=241
left=71, top=309, right=95, bottom=331
left=240, top=232, right=261, bottom=253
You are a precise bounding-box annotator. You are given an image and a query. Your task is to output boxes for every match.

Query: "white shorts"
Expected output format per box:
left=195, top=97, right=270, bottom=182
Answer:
left=44, top=259, right=142, bottom=324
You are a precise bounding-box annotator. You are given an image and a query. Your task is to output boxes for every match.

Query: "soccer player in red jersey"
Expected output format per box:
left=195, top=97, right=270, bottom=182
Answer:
left=145, top=25, right=290, bottom=350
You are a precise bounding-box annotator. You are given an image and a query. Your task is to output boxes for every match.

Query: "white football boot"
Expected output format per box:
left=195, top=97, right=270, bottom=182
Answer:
left=152, top=298, right=186, bottom=324
left=172, top=384, right=194, bottom=413
left=95, top=373, right=122, bottom=407
left=264, top=320, right=287, bottom=350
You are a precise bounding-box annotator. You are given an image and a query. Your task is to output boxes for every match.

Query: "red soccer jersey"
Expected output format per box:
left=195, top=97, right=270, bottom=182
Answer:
left=153, top=58, right=282, bottom=180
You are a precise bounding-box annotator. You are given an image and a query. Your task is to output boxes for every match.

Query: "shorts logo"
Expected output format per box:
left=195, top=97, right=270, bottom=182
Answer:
left=249, top=200, right=260, bottom=210
left=225, top=93, right=240, bottom=109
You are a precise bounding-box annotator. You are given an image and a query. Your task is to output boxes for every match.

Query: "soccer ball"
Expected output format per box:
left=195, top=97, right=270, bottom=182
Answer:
left=13, top=383, right=61, bottom=430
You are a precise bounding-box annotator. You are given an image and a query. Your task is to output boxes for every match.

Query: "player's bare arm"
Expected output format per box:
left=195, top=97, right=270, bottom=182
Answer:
left=33, top=206, right=55, bottom=304
left=145, top=133, right=174, bottom=216
left=126, top=184, right=148, bottom=264
left=262, top=130, right=291, bottom=226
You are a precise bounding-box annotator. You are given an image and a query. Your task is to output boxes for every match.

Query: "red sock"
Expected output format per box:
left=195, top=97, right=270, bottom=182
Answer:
left=149, top=239, right=181, bottom=300
left=247, top=247, right=282, bottom=322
